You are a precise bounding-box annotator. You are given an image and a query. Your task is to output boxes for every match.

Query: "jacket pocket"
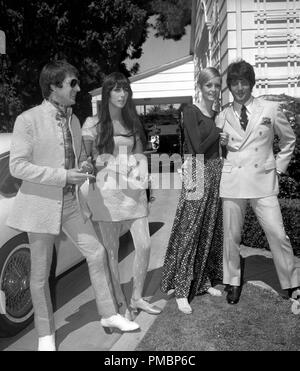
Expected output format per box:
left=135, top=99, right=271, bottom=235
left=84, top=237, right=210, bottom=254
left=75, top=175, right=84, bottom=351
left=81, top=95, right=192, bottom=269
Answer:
left=264, top=160, right=276, bottom=171
left=222, top=164, right=233, bottom=173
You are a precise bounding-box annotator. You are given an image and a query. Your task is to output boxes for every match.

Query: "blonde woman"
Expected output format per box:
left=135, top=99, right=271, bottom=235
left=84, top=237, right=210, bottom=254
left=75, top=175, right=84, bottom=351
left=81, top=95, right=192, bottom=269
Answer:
left=160, top=67, right=228, bottom=314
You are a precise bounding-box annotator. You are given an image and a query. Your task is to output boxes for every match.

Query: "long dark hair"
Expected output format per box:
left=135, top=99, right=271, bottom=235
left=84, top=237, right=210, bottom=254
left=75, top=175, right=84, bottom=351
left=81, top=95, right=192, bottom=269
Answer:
left=96, top=72, right=146, bottom=154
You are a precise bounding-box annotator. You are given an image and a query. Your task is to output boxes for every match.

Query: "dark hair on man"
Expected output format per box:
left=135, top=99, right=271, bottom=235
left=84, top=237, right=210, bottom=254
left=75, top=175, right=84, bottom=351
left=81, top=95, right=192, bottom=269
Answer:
left=39, top=60, right=79, bottom=99
left=226, top=59, right=256, bottom=91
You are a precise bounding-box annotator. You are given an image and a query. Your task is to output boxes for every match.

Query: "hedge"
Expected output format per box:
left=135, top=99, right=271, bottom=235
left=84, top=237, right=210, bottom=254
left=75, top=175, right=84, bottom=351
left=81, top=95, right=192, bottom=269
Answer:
left=241, top=198, right=300, bottom=257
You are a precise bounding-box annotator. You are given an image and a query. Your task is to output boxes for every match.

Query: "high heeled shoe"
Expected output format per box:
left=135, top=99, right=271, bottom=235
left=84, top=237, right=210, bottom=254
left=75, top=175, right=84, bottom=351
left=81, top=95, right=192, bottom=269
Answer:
left=130, top=298, right=162, bottom=315
left=100, top=314, right=139, bottom=334
left=38, top=334, right=56, bottom=351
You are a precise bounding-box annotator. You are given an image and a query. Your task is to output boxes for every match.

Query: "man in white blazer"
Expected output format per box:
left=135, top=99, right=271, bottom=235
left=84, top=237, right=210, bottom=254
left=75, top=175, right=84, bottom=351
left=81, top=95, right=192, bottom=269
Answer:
left=7, top=60, right=139, bottom=350
left=216, top=59, right=299, bottom=304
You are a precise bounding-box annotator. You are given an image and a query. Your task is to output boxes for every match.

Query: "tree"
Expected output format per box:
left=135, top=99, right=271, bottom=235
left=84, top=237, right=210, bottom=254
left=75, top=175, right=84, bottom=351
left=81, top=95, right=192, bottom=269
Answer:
left=151, top=0, right=192, bottom=40
left=0, top=0, right=151, bottom=125
left=0, top=0, right=192, bottom=130
left=0, top=59, right=22, bottom=133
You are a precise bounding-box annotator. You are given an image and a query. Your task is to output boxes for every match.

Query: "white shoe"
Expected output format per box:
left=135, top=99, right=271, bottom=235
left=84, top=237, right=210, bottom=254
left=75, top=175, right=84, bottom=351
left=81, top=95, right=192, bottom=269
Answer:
left=176, top=298, right=192, bottom=314
left=130, top=298, right=162, bottom=315
left=101, top=314, right=140, bottom=334
left=38, top=334, right=56, bottom=351
left=207, top=287, right=222, bottom=297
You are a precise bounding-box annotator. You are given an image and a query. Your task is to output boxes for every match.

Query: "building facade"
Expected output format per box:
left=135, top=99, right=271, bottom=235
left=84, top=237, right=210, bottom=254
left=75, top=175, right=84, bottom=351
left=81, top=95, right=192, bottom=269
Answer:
left=191, top=0, right=300, bottom=104
left=90, top=55, right=195, bottom=115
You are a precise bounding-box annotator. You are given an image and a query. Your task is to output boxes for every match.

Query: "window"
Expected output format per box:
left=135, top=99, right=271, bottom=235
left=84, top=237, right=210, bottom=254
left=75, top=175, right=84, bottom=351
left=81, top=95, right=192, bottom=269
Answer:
left=266, top=19, right=286, bottom=24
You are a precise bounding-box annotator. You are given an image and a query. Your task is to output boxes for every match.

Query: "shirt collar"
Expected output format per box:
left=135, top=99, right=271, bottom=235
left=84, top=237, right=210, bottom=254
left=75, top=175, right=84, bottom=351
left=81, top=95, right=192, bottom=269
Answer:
left=233, top=96, right=254, bottom=116
left=43, top=98, right=72, bottom=117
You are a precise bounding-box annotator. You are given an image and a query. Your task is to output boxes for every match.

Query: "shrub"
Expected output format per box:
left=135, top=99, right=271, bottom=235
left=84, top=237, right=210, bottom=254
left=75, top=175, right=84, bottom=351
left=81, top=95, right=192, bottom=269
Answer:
left=242, top=95, right=300, bottom=256
left=241, top=199, right=300, bottom=257
left=262, top=94, right=300, bottom=199
left=0, top=64, right=23, bottom=133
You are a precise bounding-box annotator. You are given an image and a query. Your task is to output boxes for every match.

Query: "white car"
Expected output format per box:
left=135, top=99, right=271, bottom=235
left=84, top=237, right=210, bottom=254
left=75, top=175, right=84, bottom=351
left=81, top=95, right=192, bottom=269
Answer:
left=0, top=133, right=84, bottom=337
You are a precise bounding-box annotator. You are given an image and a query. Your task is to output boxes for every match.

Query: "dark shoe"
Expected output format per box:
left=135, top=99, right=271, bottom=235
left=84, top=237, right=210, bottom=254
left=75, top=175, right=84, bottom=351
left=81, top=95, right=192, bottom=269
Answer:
left=224, top=284, right=231, bottom=293
left=226, top=285, right=241, bottom=305
left=288, top=287, right=300, bottom=300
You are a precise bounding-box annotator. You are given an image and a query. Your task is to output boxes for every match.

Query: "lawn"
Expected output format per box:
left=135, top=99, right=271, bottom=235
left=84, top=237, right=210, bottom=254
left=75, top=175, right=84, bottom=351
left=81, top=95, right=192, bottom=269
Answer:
left=136, top=283, right=300, bottom=351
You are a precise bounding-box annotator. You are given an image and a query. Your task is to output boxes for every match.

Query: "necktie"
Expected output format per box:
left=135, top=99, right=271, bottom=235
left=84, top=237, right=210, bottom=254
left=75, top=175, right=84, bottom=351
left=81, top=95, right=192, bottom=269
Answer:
left=240, top=105, right=248, bottom=131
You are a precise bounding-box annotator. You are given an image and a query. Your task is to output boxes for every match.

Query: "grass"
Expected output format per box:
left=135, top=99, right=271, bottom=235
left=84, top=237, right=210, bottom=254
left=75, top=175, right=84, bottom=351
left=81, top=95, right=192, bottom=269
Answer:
left=136, top=283, right=300, bottom=351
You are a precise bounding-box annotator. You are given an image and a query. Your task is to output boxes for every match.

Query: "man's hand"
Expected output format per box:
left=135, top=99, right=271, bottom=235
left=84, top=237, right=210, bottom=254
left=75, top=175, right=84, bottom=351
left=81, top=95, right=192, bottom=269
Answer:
left=66, top=168, right=95, bottom=185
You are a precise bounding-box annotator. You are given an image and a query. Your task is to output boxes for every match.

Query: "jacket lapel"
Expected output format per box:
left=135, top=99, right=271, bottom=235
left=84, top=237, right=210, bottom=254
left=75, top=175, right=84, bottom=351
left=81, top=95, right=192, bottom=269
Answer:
left=224, top=106, right=244, bottom=137
left=240, top=98, right=264, bottom=145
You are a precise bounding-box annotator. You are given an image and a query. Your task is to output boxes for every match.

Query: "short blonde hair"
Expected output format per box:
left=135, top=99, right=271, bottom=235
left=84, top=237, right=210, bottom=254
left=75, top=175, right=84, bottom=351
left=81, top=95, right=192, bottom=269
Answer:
left=197, top=67, right=220, bottom=88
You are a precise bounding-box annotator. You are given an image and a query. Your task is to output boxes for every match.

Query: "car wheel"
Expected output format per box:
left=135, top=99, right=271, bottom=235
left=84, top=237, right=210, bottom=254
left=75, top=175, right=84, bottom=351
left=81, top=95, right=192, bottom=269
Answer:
left=0, top=233, right=33, bottom=337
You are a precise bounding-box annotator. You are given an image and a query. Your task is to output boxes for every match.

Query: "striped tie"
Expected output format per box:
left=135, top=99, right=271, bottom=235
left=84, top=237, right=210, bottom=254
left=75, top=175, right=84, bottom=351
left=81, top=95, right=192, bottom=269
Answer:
left=240, top=105, right=248, bottom=131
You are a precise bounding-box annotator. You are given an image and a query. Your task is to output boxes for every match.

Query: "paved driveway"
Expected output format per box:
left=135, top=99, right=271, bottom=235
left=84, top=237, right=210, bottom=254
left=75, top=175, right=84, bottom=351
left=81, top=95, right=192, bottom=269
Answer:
left=2, top=185, right=180, bottom=351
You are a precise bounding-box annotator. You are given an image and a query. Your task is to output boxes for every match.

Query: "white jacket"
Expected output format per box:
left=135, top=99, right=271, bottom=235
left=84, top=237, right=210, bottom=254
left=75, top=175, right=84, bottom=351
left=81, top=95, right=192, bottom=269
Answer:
left=215, top=97, right=295, bottom=198
left=7, top=100, right=83, bottom=234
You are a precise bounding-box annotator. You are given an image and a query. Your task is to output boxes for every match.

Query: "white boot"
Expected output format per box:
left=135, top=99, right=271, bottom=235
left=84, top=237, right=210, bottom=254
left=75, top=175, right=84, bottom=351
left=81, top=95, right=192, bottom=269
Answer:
left=38, top=334, right=56, bottom=351
left=101, top=313, right=139, bottom=333
left=176, top=298, right=192, bottom=314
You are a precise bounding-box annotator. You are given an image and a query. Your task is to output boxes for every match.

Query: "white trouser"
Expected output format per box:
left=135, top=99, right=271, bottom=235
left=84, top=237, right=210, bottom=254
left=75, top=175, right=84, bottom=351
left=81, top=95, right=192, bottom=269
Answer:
left=28, top=194, right=116, bottom=337
left=98, top=217, right=151, bottom=314
left=222, top=196, right=299, bottom=289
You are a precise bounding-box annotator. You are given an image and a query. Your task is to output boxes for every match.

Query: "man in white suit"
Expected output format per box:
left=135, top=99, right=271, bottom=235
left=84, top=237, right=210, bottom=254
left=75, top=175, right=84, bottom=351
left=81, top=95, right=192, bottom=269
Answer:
left=216, top=59, right=300, bottom=304
left=7, top=60, right=139, bottom=350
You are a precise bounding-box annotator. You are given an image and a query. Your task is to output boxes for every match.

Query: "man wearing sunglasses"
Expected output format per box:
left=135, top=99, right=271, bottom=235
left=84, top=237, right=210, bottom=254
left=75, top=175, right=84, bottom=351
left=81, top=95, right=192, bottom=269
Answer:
left=7, top=60, right=140, bottom=351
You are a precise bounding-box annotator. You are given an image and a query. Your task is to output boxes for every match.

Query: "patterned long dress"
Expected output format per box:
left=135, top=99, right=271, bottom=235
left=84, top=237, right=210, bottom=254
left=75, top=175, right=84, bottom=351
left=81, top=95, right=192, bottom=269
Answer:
left=160, top=104, right=223, bottom=300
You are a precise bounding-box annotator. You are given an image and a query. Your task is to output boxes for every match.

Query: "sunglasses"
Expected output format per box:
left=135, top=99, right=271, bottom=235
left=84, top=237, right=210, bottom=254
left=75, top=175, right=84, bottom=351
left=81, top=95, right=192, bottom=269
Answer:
left=69, top=78, right=80, bottom=88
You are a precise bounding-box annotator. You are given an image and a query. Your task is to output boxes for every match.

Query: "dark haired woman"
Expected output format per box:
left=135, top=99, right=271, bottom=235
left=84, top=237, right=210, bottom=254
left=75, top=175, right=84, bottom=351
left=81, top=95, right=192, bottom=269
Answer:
left=8, top=61, right=141, bottom=351
left=160, top=67, right=228, bottom=314
left=80, top=72, right=161, bottom=320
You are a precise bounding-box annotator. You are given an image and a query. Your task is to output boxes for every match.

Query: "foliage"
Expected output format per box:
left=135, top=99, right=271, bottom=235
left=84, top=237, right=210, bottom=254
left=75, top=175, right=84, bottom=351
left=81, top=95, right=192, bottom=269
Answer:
left=261, top=95, right=300, bottom=198
left=0, top=0, right=192, bottom=131
left=0, top=60, right=23, bottom=132
left=141, top=105, right=180, bottom=125
left=242, top=199, right=300, bottom=257
left=243, top=95, right=300, bottom=253
left=0, top=0, right=151, bottom=126
left=150, top=0, right=192, bottom=40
